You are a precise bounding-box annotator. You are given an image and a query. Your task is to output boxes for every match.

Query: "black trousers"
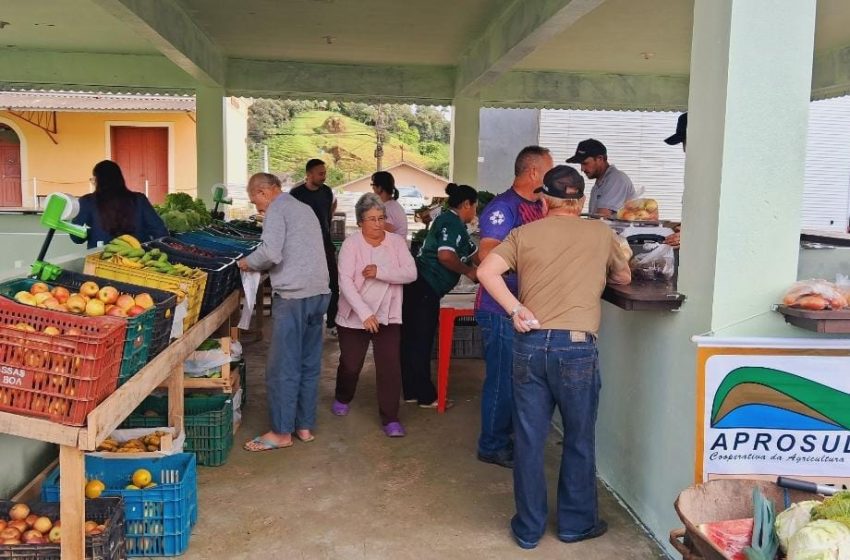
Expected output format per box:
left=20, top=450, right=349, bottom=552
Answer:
left=325, top=239, right=339, bottom=328
left=400, top=275, right=440, bottom=404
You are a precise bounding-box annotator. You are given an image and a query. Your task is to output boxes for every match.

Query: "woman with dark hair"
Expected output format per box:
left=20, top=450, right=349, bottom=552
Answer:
left=370, top=171, right=408, bottom=238
left=71, top=160, right=168, bottom=248
left=400, top=182, right=478, bottom=408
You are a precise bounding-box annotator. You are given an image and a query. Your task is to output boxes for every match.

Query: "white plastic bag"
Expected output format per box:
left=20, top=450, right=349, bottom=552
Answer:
left=184, top=348, right=231, bottom=377
left=239, top=271, right=261, bottom=329
left=89, top=427, right=185, bottom=457
left=630, top=242, right=675, bottom=280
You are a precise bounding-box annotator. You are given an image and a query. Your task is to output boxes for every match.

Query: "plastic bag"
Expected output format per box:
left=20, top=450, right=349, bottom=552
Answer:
left=836, top=274, right=850, bottom=304
left=783, top=279, right=848, bottom=310
left=239, top=270, right=261, bottom=329
left=617, top=198, right=659, bottom=221
left=630, top=242, right=674, bottom=280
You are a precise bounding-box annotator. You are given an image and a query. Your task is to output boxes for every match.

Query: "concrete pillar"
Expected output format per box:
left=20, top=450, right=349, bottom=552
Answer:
left=195, top=85, right=226, bottom=203
left=450, top=95, right=481, bottom=186
left=681, top=0, right=816, bottom=331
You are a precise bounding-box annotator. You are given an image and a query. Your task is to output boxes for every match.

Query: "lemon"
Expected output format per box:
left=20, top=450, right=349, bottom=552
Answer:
left=85, top=479, right=105, bottom=499
left=125, top=484, right=140, bottom=490
left=131, top=468, right=152, bottom=488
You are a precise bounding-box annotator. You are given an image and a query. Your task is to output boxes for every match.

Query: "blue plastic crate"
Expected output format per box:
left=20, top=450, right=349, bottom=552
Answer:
left=42, top=453, right=197, bottom=557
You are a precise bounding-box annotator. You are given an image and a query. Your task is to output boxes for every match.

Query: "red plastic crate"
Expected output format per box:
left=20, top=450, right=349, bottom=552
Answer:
left=0, top=297, right=126, bottom=426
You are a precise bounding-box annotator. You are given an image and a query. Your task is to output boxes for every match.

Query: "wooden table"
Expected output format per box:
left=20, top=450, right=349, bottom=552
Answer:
left=0, top=292, right=239, bottom=560
left=602, top=280, right=685, bottom=311
left=436, top=292, right=476, bottom=413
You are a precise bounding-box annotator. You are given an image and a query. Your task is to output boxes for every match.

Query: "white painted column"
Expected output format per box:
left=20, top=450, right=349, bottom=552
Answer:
left=195, top=85, right=226, bottom=203
left=681, top=0, right=817, bottom=331
left=450, top=95, right=481, bottom=187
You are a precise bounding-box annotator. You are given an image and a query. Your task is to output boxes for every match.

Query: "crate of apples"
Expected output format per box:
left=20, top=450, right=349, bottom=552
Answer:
left=13, top=280, right=154, bottom=319
left=0, top=502, right=106, bottom=545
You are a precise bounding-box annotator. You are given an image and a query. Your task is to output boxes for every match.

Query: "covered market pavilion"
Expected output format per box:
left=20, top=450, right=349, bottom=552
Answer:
left=2, top=0, right=850, bottom=557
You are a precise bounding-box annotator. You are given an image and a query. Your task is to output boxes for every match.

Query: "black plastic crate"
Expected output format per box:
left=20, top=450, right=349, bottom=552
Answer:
left=432, top=316, right=483, bottom=359
left=145, top=242, right=239, bottom=319
left=0, top=498, right=125, bottom=560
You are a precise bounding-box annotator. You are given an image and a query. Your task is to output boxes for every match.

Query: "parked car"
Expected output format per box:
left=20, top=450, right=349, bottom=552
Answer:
left=398, top=186, right=426, bottom=215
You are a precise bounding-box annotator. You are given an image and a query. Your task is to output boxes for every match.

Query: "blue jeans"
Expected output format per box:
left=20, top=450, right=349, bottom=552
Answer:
left=265, top=293, right=330, bottom=434
left=475, top=310, right=514, bottom=457
left=510, top=330, right=601, bottom=544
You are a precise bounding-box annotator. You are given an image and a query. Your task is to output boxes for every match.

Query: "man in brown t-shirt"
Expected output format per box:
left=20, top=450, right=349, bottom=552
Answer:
left=477, top=165, right=631, bottom=550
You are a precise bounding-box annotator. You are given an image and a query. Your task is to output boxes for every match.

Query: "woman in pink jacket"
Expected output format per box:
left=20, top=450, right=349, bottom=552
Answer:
left=332, top=193, right=418, bottom=436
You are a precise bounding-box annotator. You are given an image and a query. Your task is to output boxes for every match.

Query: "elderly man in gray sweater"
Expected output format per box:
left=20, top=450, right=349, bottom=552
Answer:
left=239, top=173, right=331, bottom=451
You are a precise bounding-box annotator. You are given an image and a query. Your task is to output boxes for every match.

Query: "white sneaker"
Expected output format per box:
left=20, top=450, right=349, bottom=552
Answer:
left=326, top=327, right=338, bottom=338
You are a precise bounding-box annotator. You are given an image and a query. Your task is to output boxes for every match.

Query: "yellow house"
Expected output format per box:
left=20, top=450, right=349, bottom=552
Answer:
left=0, top=91, right=250, bottom=208
left=340, top=161, right=450, bottom=200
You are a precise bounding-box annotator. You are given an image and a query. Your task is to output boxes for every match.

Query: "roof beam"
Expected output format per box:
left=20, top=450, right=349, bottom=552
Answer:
left=480, top=70, right=690, bottom=111
left=811, top=43, right=850, bottom=101
left=455, top=0, right=606, bottom=97
left=0, top=49, right=196, bottom=92
left=89, top=0, right=225, bottom=86
left=227, top=59, right=456, bottom=104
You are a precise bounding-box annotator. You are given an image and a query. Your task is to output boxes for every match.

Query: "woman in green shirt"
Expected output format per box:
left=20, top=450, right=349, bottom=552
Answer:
left=401, top=183, right=479, bottom=408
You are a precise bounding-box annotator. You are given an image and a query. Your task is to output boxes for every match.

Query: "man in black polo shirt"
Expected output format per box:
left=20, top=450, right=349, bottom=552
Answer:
left=290, top=158, right=339, bottom=335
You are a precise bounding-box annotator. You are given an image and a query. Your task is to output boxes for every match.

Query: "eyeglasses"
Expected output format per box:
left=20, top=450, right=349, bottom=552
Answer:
left=362, top=216, right=386, bottom=223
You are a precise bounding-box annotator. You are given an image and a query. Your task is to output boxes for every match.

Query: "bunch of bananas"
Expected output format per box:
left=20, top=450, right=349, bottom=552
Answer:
left=101, top=236, right=198, bottom=277
left=97, top=431, right=169, bottom=453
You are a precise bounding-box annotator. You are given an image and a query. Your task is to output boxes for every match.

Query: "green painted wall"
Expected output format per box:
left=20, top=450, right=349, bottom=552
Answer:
left=196, top=86, right=226, bottom=204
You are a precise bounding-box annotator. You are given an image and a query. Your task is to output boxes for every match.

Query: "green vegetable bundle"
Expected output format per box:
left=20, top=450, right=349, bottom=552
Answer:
left=155, top=193, right=214, bottom=233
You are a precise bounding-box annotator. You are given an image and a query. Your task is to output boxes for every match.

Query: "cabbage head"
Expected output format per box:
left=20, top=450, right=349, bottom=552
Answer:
left=788, top=520, right=850, bottom=560
left=777, top=501, right=823, bottom=553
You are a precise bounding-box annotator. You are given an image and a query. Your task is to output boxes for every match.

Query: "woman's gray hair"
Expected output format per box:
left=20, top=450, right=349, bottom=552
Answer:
left=355, top=192, right=386, bottom=224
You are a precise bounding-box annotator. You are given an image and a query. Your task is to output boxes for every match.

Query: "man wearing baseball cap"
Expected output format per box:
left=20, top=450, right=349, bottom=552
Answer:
left=566, top=139, right=635, bottom=217
left=477, top=165, right=631, bottom=550
left=665, top=112, right=687, bottom=151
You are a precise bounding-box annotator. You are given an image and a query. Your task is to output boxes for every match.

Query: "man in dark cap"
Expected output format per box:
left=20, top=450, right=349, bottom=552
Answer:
left=566, top=139, right=635, bottom=217
left=664, top=113, right=688, bottom=246
left=665, top=112, right=687, bottom=151
left=477, top=165, right=631, bottom=550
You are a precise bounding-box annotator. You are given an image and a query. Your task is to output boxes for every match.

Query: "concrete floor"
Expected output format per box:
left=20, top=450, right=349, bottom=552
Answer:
left=184, top=331, right=667, bottom=560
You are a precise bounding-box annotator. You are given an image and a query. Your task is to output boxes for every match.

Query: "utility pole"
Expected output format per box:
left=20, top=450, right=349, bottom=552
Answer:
left=262, top=144, right=269, bottom=173
left=374, top=104, right=385, bottom=171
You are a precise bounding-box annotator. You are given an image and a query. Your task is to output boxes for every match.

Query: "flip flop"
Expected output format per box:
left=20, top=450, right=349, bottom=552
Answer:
left=295, top=432, right=315, bottom=443
left=243, top=436, right=293, bottom=452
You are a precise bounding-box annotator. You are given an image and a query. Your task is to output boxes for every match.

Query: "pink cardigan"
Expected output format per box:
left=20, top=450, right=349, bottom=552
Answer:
left=336, top=231, right=417, bottom=329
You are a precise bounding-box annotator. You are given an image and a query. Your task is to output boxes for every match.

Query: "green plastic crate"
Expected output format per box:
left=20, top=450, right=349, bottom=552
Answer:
left=122, top=394, right=234, bottom=467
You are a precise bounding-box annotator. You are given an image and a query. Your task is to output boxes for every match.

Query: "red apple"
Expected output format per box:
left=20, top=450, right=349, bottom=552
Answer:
left=24, top=514, right=38, bottom=528
left=23, top=529, right=42, bottom=541
left=51, top=286, right=70, bottom=303
left=97, top=286, right=119, bottom=305
left=8, top=519, right=28, bottom=534
left=126, top=305, right=146, bottom=317
left=106, top=306, right=127, bottom=318
left=79, top=281, right=99, bottom=298
left=0, top=527, right=20, bottom=541
left=115, top=293, right=136, bottom=311
left=29, top=282, right=50, bottom=295
left=66, top=295, right=86, bottom=314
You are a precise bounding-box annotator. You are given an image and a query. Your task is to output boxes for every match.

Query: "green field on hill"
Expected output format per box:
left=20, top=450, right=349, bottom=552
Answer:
left=248, top=110, right=449, bottom=187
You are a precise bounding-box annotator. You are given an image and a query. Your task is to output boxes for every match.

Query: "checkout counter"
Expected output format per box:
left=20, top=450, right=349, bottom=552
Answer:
left=598, top=217, right=685, bottom=312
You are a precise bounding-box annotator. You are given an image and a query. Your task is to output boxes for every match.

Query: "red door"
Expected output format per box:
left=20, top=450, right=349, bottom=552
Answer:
left=110, top=127, right=168, bottom=204
left=0, top=141, right=22, bottom=207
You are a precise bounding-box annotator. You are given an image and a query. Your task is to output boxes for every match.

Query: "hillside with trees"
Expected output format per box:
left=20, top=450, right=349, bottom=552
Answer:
left=248, top=100, right=451, bottom=186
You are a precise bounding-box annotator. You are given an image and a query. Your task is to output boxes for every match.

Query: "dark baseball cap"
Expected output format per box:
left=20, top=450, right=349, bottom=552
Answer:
left=665, top=112, right=687, bottom=145
left=535, top=165, right=585, bottom=199
left=565, top=139, right=607, bottom=163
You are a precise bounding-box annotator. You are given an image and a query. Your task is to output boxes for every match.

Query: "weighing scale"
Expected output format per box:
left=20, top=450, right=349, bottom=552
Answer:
left=31, top=193, right=88, bottom=281
left=211, top=184, right=232, bottom=220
